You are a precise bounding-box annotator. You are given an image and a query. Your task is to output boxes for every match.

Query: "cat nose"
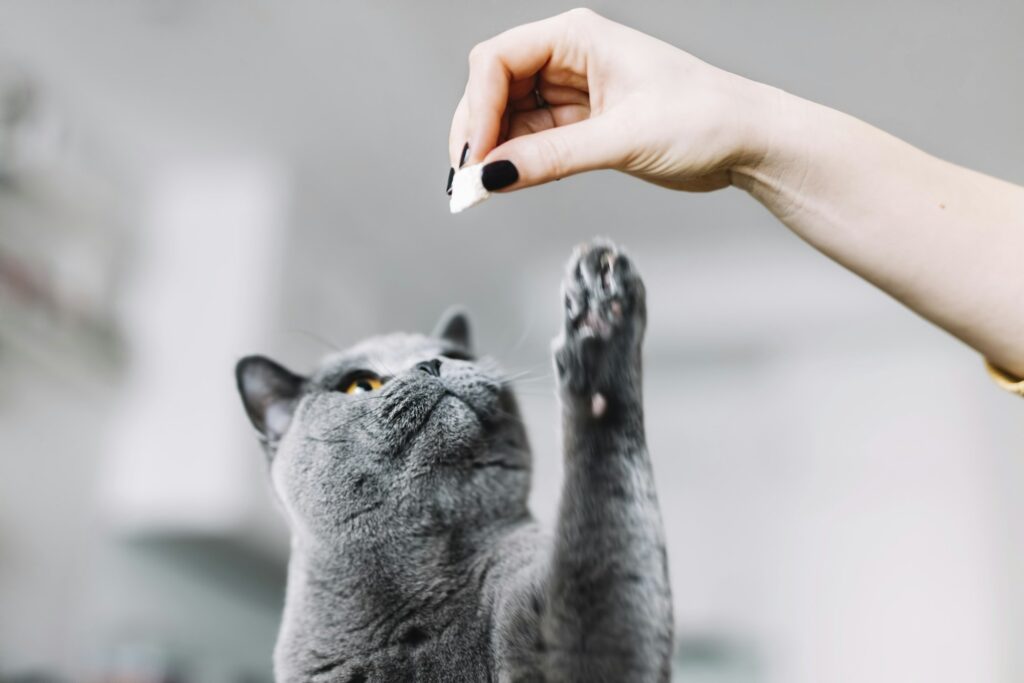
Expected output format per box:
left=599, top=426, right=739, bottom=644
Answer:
left=415, top=359, right=442, bottom=378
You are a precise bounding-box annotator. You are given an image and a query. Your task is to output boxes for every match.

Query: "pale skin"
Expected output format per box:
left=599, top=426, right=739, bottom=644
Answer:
left=448, top=8, right=1024, bottom=379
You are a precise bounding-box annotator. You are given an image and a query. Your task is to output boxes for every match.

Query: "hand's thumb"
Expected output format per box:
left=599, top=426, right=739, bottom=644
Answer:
left=480, top=116, right=625, bottom=191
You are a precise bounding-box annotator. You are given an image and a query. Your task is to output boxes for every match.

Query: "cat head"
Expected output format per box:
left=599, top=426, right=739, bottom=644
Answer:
left=235, top=308, right=531, bottom=548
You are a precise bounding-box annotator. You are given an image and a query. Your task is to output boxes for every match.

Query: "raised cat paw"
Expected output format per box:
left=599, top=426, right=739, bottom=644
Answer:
left=553, top=239, right=646, bottom=416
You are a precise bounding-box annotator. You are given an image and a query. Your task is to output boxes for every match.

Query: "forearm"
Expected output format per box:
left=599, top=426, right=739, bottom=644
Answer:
left=733, top=87, right=1024, bottom=377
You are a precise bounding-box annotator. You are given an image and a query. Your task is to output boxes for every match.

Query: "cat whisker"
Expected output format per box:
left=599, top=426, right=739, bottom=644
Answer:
left=497, top=310, right=537, bottom=358
left=503, top=372, right=553, bottom=384
left=288, top=328, right=343, bottom=352
left=367, top=358, right=401, bottom=378
left=501, top=373, right=555, bottom=389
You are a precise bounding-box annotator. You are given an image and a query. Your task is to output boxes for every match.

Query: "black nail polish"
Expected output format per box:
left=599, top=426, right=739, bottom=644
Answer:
left=446, top=167, right=454, bottom=195
left=459, top=142, right=470, bottom=168
left=481, top=160, right=519, bottom=191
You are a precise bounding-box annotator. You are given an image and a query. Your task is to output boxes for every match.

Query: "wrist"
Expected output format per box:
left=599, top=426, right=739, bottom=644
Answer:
left=728, top=81, right=816, bottom=199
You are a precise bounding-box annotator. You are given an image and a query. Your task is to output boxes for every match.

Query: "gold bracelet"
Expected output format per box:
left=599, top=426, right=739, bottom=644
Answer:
left=986, top=360, right=1024, bottom=396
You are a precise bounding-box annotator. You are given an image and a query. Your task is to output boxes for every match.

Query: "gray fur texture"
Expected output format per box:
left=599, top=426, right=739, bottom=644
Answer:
left=236, top=239, right=673, bottom=682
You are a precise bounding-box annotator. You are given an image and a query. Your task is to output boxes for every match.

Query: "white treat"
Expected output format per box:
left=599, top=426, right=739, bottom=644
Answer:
left=449, top=163, right=490, bottom=213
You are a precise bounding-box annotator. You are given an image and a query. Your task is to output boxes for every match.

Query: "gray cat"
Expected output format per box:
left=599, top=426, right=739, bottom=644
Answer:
left=236, top=239, right=673, bottom=682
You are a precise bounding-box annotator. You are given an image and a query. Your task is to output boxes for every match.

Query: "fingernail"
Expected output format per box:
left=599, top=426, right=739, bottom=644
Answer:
left=446, top=167, right=454, bottom=195
left=481, top=160, right=519, bottom=191
left=459, top=142, right=470, bottom=168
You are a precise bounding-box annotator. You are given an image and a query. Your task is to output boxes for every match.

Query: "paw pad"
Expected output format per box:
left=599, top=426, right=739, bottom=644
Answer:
left=554, top=239, right=647, bottom=402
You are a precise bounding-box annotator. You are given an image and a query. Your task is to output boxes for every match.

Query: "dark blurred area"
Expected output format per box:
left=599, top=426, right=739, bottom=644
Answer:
left=1, top=2, right=1022, bottom=682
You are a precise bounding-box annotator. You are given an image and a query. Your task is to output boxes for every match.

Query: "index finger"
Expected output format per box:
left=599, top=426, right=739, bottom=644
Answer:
left=459, top=13, right=576, bottom=166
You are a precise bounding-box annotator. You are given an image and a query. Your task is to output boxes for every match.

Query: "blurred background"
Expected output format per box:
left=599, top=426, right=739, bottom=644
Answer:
left=1, top=1, right=1022, bottom=681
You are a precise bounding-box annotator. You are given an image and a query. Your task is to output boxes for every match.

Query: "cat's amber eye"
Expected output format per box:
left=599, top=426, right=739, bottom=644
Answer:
left=342, top=376, right=383, bottom=395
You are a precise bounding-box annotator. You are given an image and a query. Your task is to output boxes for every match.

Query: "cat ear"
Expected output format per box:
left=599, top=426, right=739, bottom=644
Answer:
left=432, top=306, right=473, bottom=352
left=236, top=355, right=305, bottom=441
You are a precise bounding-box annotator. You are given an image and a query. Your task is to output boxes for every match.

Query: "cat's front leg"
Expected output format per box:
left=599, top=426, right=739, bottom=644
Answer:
left=539, top=239, right=673, bottom=682
left=555, top=238, right=646, bottom=419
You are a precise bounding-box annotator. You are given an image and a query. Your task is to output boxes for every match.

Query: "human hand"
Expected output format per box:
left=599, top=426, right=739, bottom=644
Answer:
left=447, top=8, right=779, bottom=196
